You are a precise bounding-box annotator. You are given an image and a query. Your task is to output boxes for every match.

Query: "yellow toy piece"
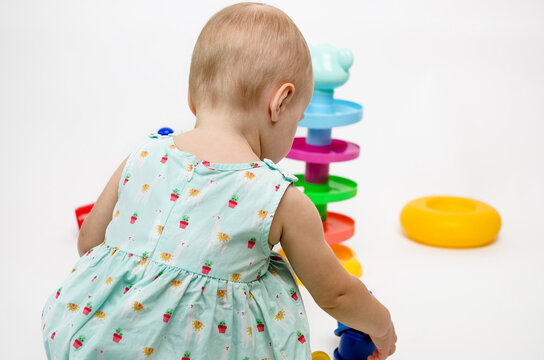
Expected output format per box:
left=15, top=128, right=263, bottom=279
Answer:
left=278, top=244, right=362, bottom=286
left=330, top=244, right=362, bottom=278
left=400, top=196, right=501, bottom=248
left=312, top=351, right=331, bottom=360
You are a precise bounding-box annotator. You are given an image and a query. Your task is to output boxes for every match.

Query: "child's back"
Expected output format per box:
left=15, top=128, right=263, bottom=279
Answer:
left=42, top=133, right=310, bottom=359
left=42, top=3, right=396, bottom=359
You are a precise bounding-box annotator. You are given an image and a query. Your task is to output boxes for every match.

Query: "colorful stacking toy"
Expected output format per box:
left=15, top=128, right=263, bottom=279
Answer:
left=282, top=45, right=375, bottom=359
left=285, top=44, right=363, bottom=278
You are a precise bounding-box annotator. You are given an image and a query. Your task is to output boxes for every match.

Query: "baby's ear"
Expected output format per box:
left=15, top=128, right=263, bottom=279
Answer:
left=278, top=83, right=295, bottom=111
left=269, top=83, right=295, bottom=122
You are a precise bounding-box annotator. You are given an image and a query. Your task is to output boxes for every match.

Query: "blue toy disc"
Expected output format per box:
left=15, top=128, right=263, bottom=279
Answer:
left=300, top=99, right=363, bottom=129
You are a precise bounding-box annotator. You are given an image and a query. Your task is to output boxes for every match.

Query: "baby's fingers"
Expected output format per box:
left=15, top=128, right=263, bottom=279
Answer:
left=367, top=349, right=387, bottom=360
left=389, top=344, right=396, bottom=356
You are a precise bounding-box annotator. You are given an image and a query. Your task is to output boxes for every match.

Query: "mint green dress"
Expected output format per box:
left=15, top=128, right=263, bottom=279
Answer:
left=41, top=133, right=311, bottom=359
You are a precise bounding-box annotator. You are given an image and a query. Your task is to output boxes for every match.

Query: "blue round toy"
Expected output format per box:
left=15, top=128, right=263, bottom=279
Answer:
left=334, top=322, right=376, bottom=360
left=157, top=127, right=174, bottom=136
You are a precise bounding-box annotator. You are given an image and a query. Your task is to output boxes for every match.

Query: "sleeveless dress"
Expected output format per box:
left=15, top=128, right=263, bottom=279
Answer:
left=41, top=134, right=311, bottom=360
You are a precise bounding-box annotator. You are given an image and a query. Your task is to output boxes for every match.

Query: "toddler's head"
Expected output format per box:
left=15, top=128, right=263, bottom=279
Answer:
left=188, top=2, right=313, bottom=161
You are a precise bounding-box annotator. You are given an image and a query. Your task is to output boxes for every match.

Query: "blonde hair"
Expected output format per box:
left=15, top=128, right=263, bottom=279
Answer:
left=189, top=2, right=312, bottom=112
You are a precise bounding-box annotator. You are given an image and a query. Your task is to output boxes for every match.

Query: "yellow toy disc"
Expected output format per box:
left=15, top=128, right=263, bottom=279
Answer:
left=312, top=351, right=331, bottom=360
left=330, top=244, right=362, bottom=278
left=400, top=196, right=501, bottom=248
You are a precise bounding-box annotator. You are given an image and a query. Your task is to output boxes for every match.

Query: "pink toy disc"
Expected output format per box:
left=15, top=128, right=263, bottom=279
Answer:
left=287, top=137, right=360, bottom=164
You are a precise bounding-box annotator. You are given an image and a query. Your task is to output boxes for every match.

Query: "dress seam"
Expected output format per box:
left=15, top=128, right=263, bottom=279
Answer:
left=259, top=175, right=295, bottom=256
left=103, top=241, right=271, bottom=285
left=143, top=139, right=193, bottom=268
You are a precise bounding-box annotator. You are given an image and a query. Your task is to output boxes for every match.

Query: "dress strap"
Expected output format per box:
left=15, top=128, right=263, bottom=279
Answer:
left=262, top=158, right=299, bottom=183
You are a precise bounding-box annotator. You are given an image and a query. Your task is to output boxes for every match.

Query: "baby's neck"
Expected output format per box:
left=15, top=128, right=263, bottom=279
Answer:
left=176, top=111, right=264, bottom=164
left=194, top=105, right=263, bottom=128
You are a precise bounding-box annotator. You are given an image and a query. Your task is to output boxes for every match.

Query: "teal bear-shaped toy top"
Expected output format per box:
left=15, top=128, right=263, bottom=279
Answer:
left=310, top=44, right=354, bottom=91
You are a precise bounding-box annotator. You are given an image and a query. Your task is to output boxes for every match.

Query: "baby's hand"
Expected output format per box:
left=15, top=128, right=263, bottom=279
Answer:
left=367, top=321, right=397, bottom=360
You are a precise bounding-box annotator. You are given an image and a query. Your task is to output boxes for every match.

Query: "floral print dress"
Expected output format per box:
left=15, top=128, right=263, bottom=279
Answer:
left=41, top=133, right=311, bottom=359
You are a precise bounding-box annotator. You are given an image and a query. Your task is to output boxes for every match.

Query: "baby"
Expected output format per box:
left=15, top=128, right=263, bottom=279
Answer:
left=41, top=3, right=396, bottom=359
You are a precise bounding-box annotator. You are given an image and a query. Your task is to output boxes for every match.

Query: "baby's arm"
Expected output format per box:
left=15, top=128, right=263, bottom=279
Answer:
left=77, top=157, right=128, bottom=256
left=277, top=185, right=396, bottom=359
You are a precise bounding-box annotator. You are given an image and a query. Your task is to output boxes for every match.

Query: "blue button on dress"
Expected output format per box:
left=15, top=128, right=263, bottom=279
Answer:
left=41, top=134, right=311, bottom=359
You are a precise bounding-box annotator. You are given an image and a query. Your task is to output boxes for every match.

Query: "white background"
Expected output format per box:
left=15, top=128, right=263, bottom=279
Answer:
left=1, top=0, right=543, bottom=359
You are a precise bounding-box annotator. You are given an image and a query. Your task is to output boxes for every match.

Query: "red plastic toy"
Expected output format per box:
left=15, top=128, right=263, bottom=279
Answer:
left=75, top=203, right=94, bottom=229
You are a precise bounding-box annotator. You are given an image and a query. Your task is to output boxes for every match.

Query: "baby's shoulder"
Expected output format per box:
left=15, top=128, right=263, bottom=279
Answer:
left=274, top=184, right=320, bottom=236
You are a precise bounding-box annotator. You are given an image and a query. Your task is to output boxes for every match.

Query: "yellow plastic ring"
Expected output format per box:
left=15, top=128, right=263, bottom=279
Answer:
left=400, top=196, right=501, bottom=248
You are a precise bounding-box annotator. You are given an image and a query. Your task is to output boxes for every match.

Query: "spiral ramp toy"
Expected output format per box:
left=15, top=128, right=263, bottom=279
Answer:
left=279, top=44, right=363, bottom=281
